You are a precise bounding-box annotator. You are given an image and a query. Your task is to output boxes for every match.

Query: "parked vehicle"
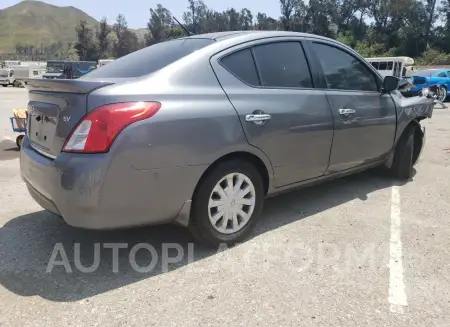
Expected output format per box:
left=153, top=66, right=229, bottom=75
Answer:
left=13, top=66, right=46, bottom=87
left=98, top=59, right=115, bottom=68
left=3, top=60, right=21, bottom=66
left=43, top=60, right=97, bottom=79
left=402, top=68, right=450, bottom=102
left=0, top=68, right=19, bottom=87
left=20, top=31, right=434, bottom=246
left=366, top=56, right=415, bottom=78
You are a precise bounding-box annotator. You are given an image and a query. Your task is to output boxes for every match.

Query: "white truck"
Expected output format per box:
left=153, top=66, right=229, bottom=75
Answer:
left=0, top=66, right=45, bottom=88
left=0, top=68, right=17, bottom=87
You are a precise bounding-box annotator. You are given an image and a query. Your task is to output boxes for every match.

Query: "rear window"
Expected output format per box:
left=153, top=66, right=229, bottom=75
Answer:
left=221, top=49, right=260, bottom=86
left=82, top=38, right=215, bottom=79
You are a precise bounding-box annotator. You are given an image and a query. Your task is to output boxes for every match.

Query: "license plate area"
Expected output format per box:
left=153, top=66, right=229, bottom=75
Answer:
left=28, top=102, right=59, bottom=153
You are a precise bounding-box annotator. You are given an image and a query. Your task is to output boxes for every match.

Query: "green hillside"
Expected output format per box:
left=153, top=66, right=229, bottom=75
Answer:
left=0, top=0, right=145, bottom=53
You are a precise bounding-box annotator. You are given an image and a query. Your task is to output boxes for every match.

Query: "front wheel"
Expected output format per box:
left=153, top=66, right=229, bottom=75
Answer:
left=2, top=85, right=7, bottom=88
left=390, top=126, right=416, bottom=180
left=189, top=159, right=264, bottom=247
left=437, top=86, right=447, bottom=102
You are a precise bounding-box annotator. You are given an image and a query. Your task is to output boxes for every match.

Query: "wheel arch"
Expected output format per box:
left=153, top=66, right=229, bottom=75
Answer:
left=174, top=149, right=275, bottom=228
left=194, top=151, right=273, bottom=198
left=385, top=118, right=425, bottom=169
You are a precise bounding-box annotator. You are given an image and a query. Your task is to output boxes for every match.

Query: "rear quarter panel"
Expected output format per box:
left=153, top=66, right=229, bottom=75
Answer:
left=86, top=54, right=274, bottom=224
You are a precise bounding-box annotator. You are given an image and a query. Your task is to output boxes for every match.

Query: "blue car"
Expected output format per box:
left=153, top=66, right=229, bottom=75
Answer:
left=404, top=68, right=450, bottom=102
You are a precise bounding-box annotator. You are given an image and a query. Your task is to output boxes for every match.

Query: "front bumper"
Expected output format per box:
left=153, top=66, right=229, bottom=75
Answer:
left=20, top=136, right=200, bottom=229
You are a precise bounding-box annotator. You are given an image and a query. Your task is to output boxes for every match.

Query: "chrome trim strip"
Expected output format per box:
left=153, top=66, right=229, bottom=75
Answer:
left=30, top=142, right=57, bottom=159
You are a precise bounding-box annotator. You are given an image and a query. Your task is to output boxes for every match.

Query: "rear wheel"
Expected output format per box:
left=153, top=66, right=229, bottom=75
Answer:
left=2, top=85, right=7, bottom=88
left=189, top=159, right=264, bottom=247
left=390, top=125, right=416, bottom=180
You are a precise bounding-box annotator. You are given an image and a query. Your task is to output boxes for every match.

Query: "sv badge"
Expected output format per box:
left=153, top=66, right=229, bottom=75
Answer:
left=63, top=116, right=71, bottom=122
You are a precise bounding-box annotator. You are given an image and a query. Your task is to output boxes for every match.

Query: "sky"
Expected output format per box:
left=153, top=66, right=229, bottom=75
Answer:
left=1, top=0, right=283, bottom=29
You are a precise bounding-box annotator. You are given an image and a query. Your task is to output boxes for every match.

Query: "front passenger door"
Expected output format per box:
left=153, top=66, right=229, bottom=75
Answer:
left=308, top=41, right=397, bottom=173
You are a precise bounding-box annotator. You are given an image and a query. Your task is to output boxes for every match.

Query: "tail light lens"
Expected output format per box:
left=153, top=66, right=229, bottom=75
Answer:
left=62, top=101, right=161, bottom=153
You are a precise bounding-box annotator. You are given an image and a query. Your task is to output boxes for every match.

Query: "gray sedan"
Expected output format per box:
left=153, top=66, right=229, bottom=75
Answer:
left=20, top=31, right=433, bottom=246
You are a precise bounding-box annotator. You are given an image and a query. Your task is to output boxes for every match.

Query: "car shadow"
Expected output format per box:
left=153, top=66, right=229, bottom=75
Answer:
left=0, top=169, right=412, bottom=302
left=0, top=140, right=20, bottom=161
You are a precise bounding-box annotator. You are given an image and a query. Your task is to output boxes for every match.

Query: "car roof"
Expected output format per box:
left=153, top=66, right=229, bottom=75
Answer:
left=420, top=68, right=449, bottom=74
left=181, top=30, right=337, bottom=43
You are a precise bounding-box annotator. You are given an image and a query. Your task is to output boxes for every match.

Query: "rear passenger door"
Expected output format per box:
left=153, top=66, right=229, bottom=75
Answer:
left=306, top=41, right=397, bottom=173
left=211, top=39, right=334, bottom=187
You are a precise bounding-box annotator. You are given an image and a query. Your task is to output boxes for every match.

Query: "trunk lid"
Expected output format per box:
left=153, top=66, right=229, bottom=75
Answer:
left=24, top=78, right=114, bottom=158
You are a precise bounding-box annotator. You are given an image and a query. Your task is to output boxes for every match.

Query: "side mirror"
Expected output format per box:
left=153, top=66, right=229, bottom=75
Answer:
left=383, top=76, right=399, bottom=92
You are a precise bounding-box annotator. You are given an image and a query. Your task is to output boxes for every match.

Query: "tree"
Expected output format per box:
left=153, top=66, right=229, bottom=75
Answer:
left=7, top=0, right=450, bottom=64
left=239, top=8, right=253, bottom=30
left=183, top=0, right=207, bottom=34
left=74, top=20, right=98, bottom=61
left=280, top=0, right=297, bottom=30
left=113, top=14, right=130, bottom=58
left=147, top=4, right=173, bottom=45
left=123, top=30, right=140, bottom=54
left=97, top=17, right=112, bottom=59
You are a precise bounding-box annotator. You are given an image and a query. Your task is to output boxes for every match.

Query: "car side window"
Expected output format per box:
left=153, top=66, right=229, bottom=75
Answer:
left=220, top=48, right=260, bottom=86
left=311, top=42, right=378, bottom=92
left=437, top=72, right=447, bottom=78
left=252, top=42, right=313, bottom=88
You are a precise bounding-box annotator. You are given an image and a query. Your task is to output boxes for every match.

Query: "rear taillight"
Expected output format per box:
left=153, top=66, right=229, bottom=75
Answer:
left=62, top=101, right=161, bottom=153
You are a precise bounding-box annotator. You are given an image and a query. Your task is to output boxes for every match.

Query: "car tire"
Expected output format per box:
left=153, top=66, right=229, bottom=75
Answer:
left=189, top=159, right=264, bottom=247
left=390, top=125, right=416, bottom=180
left=437, top=85, right=447, bottom=102
left=2, top=85, right=7, bottom=88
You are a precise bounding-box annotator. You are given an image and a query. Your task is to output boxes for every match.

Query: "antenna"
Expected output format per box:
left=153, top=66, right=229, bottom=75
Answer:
left=172, top=16, right=192, bottom=36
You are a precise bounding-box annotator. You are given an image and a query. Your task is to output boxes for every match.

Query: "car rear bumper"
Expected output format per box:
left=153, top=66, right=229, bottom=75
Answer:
left=20, top=136, right=205, bottom=229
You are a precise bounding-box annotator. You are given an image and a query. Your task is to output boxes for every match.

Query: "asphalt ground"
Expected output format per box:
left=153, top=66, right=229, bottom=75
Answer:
left=0, top=86, right=449, bottom=326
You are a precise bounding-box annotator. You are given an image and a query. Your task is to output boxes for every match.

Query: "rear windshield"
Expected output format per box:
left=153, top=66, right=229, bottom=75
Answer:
left=413, top=69, right=438, bottom=78
left=82, top=38, right=215, bottom=79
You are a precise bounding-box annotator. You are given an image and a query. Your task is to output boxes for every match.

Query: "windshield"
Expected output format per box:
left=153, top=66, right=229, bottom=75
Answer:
left=46, top=62, right=64, bottom=73
left=82, top=38, right=215, bottom=79
left=413, top=69, right=439, bottom=78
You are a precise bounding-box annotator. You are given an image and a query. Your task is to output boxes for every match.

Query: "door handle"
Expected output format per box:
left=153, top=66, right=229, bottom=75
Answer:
left=338, top=108, right=355, bottom=116
left=245, top=114, right=272, bottom=123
